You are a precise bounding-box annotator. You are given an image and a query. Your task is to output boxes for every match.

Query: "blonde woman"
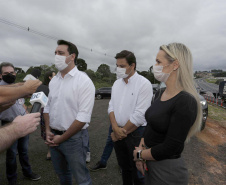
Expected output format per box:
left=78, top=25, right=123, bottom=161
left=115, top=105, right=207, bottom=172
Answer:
left=133, top=43, right=202, bottom=185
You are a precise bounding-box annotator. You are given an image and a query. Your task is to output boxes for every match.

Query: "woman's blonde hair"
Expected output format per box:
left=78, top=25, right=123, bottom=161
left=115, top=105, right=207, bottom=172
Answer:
left=160, top=43, right=202, bottom=142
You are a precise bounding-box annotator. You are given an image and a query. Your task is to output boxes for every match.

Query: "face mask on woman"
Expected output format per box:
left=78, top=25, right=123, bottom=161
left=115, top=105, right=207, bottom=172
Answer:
left=54, top=55, right=71, bottom=71
left=2, top=73, right=16, bottom=84
left=152, top=64, right=174, bottom=82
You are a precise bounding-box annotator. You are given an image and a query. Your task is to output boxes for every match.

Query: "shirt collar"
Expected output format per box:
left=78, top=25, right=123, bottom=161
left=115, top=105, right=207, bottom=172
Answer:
left=56, top=66, right=78, bottom=78
left=124, top=71, right=137, bottom=83
left=0, top=80, right=8, bottom=85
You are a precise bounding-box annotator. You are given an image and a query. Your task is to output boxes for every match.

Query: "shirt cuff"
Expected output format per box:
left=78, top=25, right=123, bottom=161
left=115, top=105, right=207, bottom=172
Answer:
left=76, top=112, right=91, bottom=123
left=43, top=106, right=49, bottom=113
left=108, top=108, right=113, bottom=115
left=130, top=114, right=146, bottom=127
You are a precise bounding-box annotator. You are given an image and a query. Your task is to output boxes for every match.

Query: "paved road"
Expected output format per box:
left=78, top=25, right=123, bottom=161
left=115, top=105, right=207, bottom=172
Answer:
left=195, top=78, right=226, bottom=107
left=195, top=79, right=219, bottom=94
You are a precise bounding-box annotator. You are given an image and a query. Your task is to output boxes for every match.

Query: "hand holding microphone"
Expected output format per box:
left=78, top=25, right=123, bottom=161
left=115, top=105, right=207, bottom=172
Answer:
left=23, top=80, right=42, bottom=95
left=23, top=68, right=41, bottom=81
left=30, top=85, right=49, bottom=113
left=22, top=68, right=42, bottom=97
left=13, top=113, right=41, bottom=138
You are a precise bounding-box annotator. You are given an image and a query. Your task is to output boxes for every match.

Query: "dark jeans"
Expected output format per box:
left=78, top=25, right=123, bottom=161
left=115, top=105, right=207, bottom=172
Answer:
left=5, top=135, right=32, bottom=182
left=100, top=125, right=114, bottom=165
left=86, top=130, right=90, bottom=153
left=114, top=126, right=145, bottom=185
left=50, top=129, right=92, bottom=185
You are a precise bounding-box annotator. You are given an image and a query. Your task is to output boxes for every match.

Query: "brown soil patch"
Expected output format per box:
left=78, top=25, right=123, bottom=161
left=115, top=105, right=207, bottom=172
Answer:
left=196, top=118, right=226, bottom=146
left=187, top=118, right=226, bottom=184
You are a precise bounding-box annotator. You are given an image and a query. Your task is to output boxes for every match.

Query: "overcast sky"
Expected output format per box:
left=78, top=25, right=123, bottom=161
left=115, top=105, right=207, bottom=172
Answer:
left=0, top=0, right=225, bottom=73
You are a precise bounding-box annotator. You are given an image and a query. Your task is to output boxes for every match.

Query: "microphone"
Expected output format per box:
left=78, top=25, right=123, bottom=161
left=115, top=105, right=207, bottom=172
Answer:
left=23, top=69, right=41, bottom=81
left=29, top=85, right=49, bottom=113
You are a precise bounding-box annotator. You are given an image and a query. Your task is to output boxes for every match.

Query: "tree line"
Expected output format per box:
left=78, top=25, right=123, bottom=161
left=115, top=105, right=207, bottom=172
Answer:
left=13, top=58, right=158, bottom=89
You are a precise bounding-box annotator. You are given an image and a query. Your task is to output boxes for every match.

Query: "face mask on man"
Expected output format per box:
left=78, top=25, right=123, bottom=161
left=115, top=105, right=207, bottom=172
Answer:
left=54, top=55, right=72, bottom=71
left=152, top=64, right=174, bottom=82
left=116, top=66, right=132, bottom=79
left=2, top=73, right=16, bottom=84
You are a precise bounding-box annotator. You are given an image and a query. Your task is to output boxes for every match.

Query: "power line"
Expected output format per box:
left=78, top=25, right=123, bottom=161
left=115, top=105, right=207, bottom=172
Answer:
left=0, top=17, right=114, bottom=58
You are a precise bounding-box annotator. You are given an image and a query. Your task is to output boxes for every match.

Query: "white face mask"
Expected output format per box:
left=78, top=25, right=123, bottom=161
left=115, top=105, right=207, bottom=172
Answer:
left=152, top=64, right=173, bottom=82
left=116, top=66, right=132, bottom=79
left=54, top=55, right=71, bottom=71
left=116, top=67, right=128, bottom=79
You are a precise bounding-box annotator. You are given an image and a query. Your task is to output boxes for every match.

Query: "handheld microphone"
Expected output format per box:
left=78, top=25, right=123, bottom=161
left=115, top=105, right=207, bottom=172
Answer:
left=23, top=69, right=41, bottom=81
left=30, top=85, right=49, bottom=113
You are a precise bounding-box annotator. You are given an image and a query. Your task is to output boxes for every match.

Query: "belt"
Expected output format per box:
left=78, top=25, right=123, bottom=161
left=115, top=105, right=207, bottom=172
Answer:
left=51, top=129, right=66, bottom=135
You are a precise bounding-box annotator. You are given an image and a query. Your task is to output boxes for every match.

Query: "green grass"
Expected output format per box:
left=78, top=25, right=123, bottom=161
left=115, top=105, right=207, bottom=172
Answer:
left=208, top=104, right=226, bottom=122
left=94, top=81, right=113, bottom=89
left=205, top=79, right=218, bottom=84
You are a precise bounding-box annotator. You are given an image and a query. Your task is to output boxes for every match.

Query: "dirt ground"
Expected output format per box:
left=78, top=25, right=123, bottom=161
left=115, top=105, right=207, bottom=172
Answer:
left=0, top=99, right=225, bottom=185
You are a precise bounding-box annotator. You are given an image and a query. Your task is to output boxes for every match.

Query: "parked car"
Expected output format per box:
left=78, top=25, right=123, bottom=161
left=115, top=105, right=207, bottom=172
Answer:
left=199, top=94, right=208, bottom=130
left=196, top=87, right=207, bottom=95
left=154, top=83, right=208, bottom=130
left=95, top=87, right=112, bottom=100
left=152, top=84, right=159, bottom=94
left=96, top=83, right=208, bottom=130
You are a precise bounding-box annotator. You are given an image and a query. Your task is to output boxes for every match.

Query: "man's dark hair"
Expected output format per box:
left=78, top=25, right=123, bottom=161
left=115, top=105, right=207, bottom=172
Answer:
left=0, top=62, right=15, bottom=74
left=31, top=68, right=41, bottom=79
left=57, top=40, right=79, bottom=63
left=115, top=50, right=136, bottom=70
left=43, top=71, right=55, bottom=86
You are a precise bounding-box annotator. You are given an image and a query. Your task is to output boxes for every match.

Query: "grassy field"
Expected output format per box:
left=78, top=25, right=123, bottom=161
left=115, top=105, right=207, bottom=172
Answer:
left=205, top=79, right=218, bottom=84
left=208, top=104, right=226, bottom=125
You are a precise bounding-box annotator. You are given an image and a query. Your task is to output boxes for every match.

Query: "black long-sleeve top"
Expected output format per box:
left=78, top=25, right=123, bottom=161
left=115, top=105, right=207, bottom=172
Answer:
left=143, top=89, right=197, bottom=161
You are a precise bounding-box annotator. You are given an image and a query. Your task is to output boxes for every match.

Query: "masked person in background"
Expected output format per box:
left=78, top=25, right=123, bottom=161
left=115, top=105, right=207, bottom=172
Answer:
left=0, top=62, right=41, bottom=185
left=134, top=43, right=202, bottom=185
left=109, top=50, right=153, bottom=185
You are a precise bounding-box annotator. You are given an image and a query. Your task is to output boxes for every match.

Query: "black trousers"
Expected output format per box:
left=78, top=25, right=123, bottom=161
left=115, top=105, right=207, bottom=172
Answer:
left=114, top=126, right=145, bottom=185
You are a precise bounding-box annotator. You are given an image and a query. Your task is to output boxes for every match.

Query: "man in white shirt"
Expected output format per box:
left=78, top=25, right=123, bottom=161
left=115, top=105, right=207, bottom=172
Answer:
left=108, top=50, right=153, bottom=185
left=44, top=40, right=95, bottom=185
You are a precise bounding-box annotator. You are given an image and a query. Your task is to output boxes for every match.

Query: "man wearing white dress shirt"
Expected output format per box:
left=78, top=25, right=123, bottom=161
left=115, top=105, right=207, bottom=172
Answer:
left=109, top=50, right=153, bottom=185
left=44, top=40, right=95, bottom=185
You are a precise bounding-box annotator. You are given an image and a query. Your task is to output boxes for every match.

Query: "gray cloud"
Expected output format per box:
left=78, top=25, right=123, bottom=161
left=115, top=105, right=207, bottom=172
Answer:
left=0, top=0, right=225, bottom=72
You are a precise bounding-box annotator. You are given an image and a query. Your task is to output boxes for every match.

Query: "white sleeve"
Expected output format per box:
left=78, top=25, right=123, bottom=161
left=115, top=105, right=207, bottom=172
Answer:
left=76, top=78, right=95, bottom=123
left=108, top=85, right=114, bottom=114
left=130, top=81, right=153, bottom=127
left=43, top=84, right=52, bottom=114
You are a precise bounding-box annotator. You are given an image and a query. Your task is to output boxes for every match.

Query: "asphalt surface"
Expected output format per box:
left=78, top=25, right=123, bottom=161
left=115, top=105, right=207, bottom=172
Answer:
left=0, top=99, right=225, bottom=184
left=195, top=79, right=219, bottom=94
left=195, top=79, right=226, bottom=107
left=0, top=99, right=122, bottom=185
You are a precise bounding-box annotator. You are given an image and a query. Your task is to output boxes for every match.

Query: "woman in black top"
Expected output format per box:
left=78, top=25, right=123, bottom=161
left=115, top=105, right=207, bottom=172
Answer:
left=133, top=43, right=202, bottom=185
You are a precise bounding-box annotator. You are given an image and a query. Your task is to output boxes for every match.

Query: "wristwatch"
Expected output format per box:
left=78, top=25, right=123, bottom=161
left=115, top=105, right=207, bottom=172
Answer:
left=137, top=150, right=143, bottom=161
